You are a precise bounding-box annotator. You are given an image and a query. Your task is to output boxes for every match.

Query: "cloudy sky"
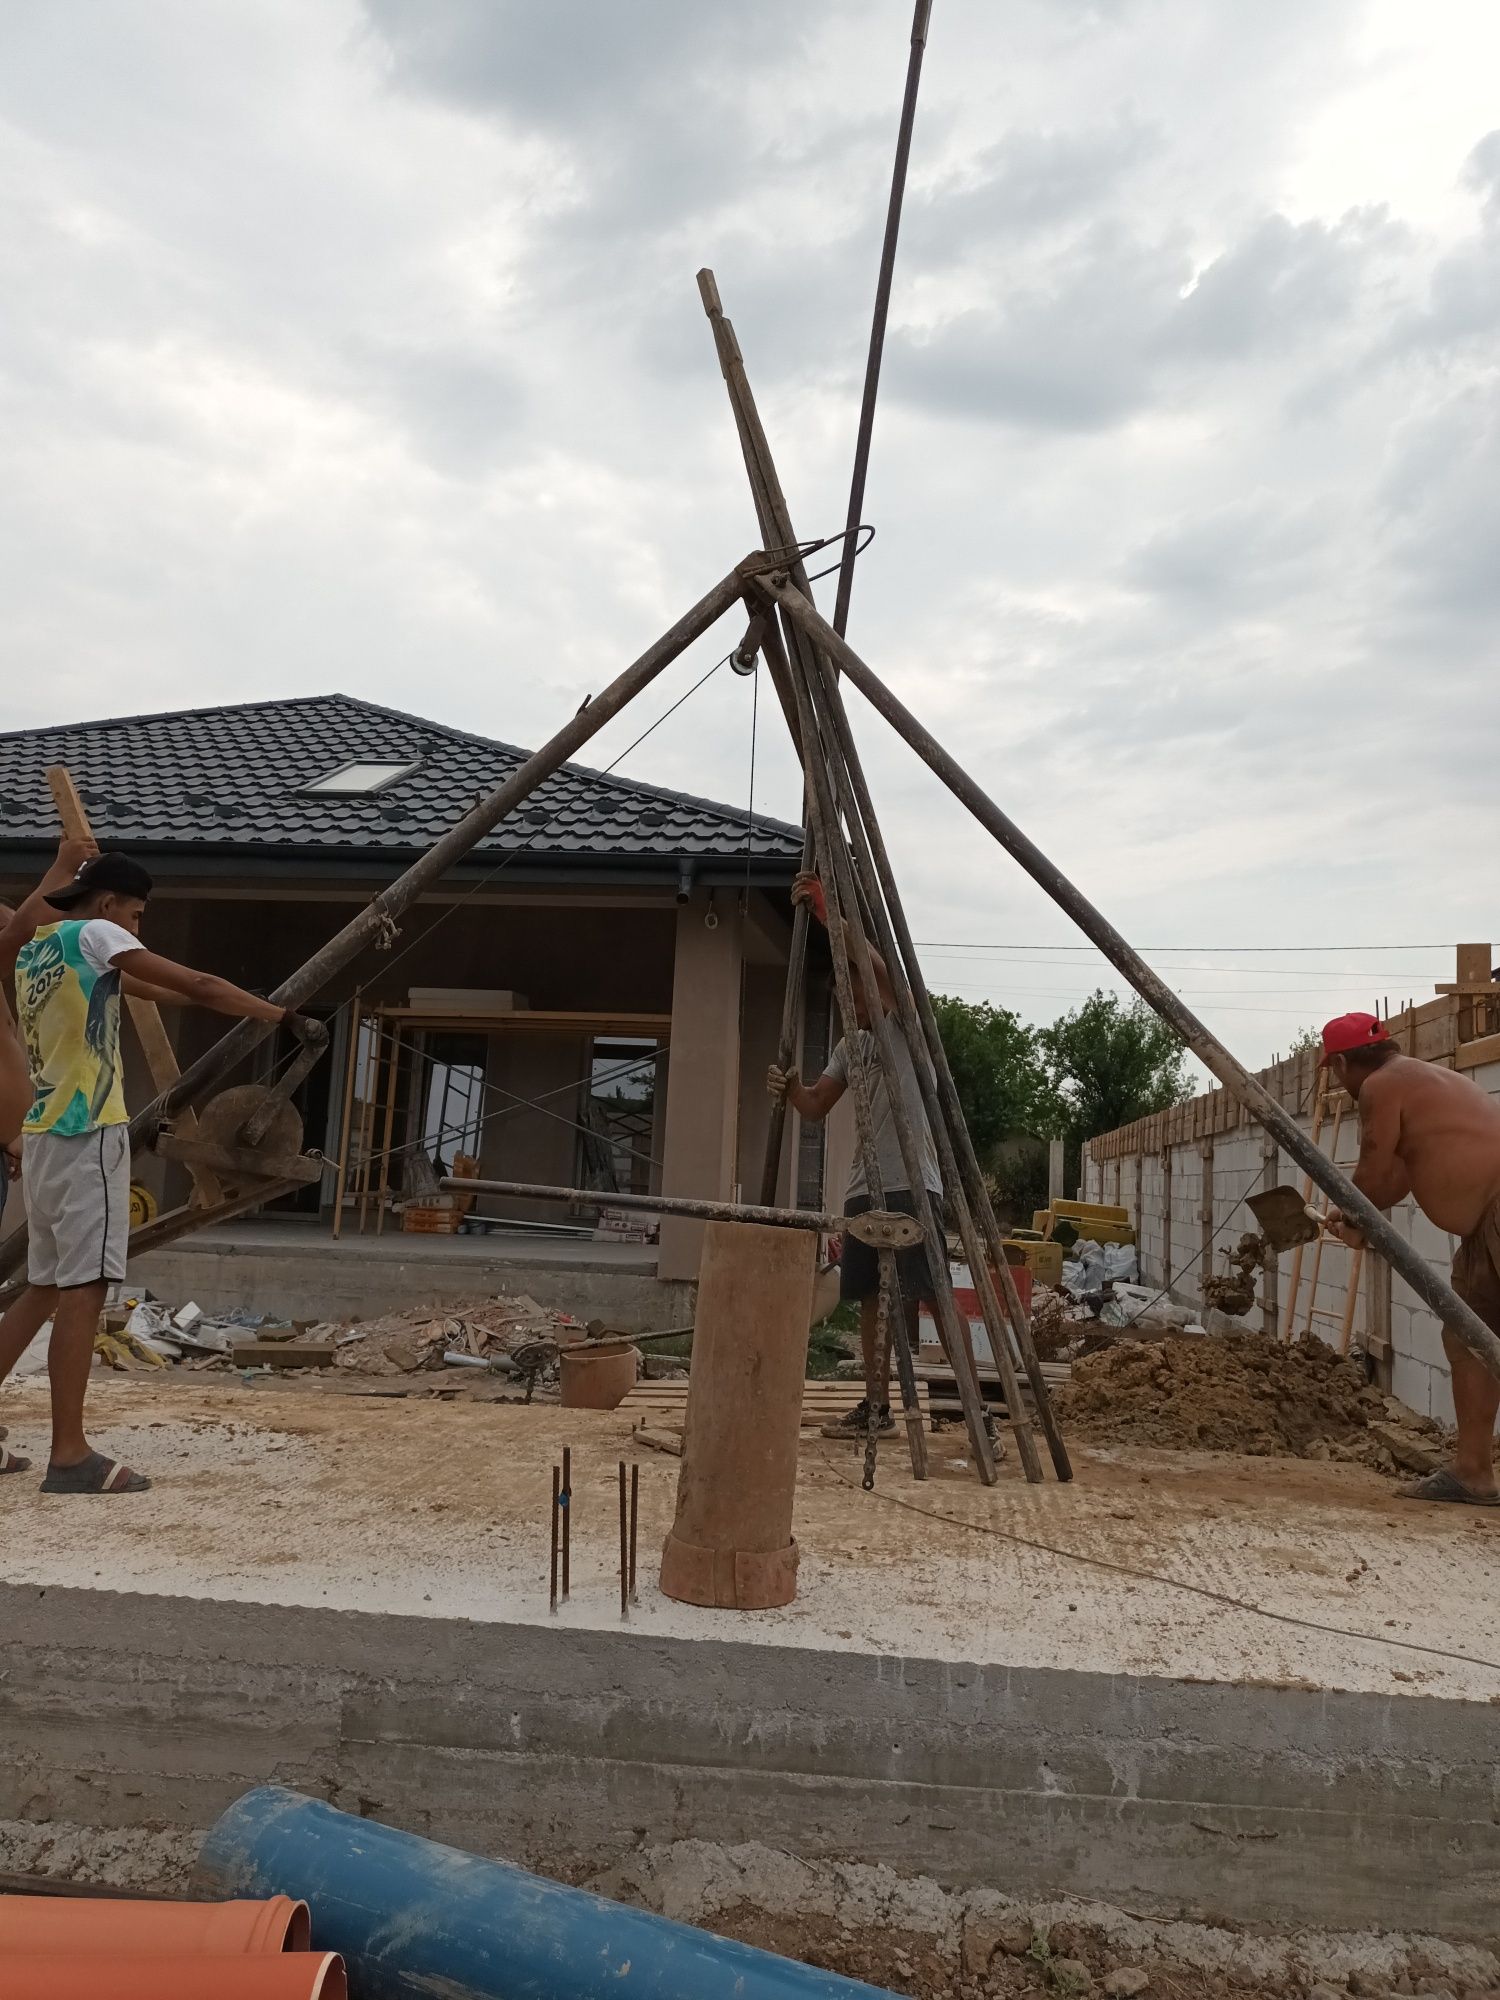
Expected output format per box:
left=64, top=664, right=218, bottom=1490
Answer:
left=4, top=0, right=1498, bottom=1073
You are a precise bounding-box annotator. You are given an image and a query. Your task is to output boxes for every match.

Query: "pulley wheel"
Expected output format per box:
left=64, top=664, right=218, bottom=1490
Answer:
left=195, top=1085, right=305, bottom=1192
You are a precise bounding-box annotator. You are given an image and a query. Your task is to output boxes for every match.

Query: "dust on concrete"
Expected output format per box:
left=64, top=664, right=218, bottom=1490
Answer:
left=587, top=1841, right=1500, bottom=2000
left=1057, top=1333, right=1445, bottom=1471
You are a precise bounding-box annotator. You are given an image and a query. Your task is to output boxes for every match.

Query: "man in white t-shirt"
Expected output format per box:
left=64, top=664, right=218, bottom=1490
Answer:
left=0, top=848, right=321, bottom=1492
left=768, top=874, right=943, bottom=1440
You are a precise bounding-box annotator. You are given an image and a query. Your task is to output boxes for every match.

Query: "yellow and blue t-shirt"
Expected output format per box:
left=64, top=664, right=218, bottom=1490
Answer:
left=15, top=919, right=137, bottom=1136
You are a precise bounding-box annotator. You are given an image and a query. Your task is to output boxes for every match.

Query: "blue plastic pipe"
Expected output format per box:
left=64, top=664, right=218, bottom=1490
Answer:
left=197, top=1788, right=901, bottom=2000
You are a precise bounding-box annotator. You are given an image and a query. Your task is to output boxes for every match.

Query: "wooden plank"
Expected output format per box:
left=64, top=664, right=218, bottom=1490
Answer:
left=44, top=764, right=226, bottom=1208
left=1457, top=1032, right=1500, bottom=1073
left=620, top=1378, right=932, bottom=1426
left=231, top=1341, right=335, bottom=1369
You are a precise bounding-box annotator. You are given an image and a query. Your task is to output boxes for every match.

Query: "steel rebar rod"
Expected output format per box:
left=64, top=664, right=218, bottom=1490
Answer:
left=441, top=1174, right=906, bottom=1239
left=761, top=574, right=1500, bottom=1382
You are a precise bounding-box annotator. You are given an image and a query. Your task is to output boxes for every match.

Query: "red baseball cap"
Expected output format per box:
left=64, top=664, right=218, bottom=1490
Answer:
left=1320, top=1012, right=1391, bottom=1063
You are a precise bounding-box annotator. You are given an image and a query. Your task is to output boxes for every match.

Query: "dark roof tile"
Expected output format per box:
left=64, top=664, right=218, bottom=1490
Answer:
left=0, top=693, right=802, bottom=868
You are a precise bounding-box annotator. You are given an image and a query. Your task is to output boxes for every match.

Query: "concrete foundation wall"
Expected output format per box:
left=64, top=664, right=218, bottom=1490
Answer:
left=130, top=1233, right=696, bottom=1332
left=4, top=1582, right=1499, bottom=1937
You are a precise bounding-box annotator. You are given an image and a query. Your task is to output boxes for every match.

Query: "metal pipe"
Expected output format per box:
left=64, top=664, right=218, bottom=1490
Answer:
left=830, top=0, right=933, bottom=642
left=561, top=1445, right=572, bottom=1602
left=762, top=574, right=1500, bottom=1382
left=618, top=1461, right=630, bottom=1620
left=443, top=1174, right=850, bottom=1236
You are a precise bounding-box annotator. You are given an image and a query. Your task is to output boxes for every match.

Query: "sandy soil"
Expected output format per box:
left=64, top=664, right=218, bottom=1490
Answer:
left=3, top=1372, right=1499, bottom=1700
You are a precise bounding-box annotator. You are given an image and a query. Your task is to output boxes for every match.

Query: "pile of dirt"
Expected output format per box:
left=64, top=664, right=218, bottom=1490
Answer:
left=1056, top=1331, right=1446, bottom=1471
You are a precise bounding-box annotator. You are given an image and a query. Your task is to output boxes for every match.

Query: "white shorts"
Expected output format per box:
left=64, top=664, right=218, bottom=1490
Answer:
left=24, top=1126, right=131, bottom=1290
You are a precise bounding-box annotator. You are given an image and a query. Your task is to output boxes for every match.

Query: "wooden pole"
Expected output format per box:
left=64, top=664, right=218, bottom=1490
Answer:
left=331, top=996, right=360, bottom=1243
left=1200, top=1139, right=1215, bottom=1313
left=759, top=572, right=1500, bottom=1384
left=44, top=766, right=224, bottom=1209
left=374, top=1025, right=402, bottom=1237
left=1260, top=1128, right=1280, bottom=1337
left=1161, top=1148, right=1173, bottom=1290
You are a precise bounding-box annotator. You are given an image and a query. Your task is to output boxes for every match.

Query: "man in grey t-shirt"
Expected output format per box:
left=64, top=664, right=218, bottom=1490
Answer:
left=768, top=874, right=942, bottom=1439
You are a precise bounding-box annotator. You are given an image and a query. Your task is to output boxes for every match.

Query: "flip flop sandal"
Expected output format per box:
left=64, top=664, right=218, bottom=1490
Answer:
left=1399, top=1468, right=1500, bottom=1507
left=0, top=1442, right=30, bottom=1475
left=40, top=1452, right=150, bottom=1494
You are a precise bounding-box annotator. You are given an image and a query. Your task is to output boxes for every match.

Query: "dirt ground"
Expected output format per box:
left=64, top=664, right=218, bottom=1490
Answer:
left=1057, top=1332, right=1444, bottom=1471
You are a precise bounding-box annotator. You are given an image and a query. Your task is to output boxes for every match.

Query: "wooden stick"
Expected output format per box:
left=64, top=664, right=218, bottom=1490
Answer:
left=1340, top=1245, right=1365, bottom=1357
left=331, top=997, right=360, bottom=1243
left=1299, top=1101, right=1343, bottom=1341
left=561, top=1445, right=572, bottom=1601
left=1280, top=1074, right=1326, bottom=1343
left=375, top=1024, right=401, bottom=1237
left=45, top=765, right=224, bottom=1208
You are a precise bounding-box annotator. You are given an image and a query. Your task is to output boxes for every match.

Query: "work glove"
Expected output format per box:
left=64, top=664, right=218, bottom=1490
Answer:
left=767, top=1063, right=798, bottom=1100
left=281, top=1009, right=329, bottom=1047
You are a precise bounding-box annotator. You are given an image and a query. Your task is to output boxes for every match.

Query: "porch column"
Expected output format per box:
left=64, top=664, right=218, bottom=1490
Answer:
left=658, top=891, right=743, bottom=1279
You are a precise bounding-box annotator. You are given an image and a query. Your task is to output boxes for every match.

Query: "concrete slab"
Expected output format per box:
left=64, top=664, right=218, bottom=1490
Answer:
left=131, top=1220, right=695, bottom=1331
left=1, top=1375, right=1497, bottom=1700
left=6, top=1379, right=1500, bottom=1935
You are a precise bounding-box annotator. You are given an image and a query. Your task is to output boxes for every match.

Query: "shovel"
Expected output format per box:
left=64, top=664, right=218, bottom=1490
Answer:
left=1247, top=1185, right=1340, bottom=1253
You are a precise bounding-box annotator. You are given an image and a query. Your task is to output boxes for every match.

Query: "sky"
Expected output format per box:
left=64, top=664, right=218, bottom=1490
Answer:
left=3, top=0, right=1498, bottom=1077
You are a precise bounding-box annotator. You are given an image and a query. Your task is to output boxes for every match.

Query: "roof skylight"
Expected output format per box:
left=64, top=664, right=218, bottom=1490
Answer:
left=301, top=758, right=419, bottom=796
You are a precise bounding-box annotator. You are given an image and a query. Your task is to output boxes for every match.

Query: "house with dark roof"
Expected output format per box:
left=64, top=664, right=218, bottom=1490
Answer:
left=0, top=695, right=834, bottom=1287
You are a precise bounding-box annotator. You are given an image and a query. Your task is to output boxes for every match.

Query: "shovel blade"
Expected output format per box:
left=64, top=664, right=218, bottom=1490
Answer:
left=1248, top=1184, right=1319, bottom=1252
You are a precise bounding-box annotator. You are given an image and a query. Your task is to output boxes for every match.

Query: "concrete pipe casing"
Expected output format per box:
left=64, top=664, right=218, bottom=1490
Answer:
left=659, top=1220, right=816, bottom=1609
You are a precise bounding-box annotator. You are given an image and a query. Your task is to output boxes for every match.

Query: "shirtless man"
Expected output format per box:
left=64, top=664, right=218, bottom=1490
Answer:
left=1322, top=1010, right=1500, bottom=1505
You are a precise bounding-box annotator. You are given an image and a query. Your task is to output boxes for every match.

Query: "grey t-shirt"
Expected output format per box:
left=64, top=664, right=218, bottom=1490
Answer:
left=824, top=1029, right=942, bottom=1203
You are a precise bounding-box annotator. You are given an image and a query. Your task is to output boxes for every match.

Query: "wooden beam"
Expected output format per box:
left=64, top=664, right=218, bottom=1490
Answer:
left=44, top=766, right=225, bottom=1208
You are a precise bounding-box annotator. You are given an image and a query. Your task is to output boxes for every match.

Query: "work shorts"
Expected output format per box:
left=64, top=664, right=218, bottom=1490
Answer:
left=24, top=1125, right=131, bottom=1290
left=1452, top=1196, right=1500, bottom=1335
left=839, top=1190, right=938, bottom=1306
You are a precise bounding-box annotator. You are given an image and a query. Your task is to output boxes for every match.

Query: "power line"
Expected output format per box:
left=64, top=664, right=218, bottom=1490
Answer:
left=912, top=940, right=1451, bottom=954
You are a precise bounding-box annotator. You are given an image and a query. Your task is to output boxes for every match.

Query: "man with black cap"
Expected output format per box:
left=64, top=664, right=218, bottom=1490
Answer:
left=0, top=847, right=320, bottom=1491
left=1321, top=1010, right=1500, bottom=1506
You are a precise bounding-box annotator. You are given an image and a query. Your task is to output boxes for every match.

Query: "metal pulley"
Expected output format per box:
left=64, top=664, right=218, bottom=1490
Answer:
left=155, top=1022, right=329, bottom=1196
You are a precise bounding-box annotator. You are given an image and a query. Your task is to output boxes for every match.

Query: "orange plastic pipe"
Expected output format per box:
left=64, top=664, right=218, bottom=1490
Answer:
left=0, top=1952, right=345, bottom=2000
left=0, top=1893, right=310, bottom=1956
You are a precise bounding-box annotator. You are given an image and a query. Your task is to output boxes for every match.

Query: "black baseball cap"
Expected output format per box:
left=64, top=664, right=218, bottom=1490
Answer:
left=45, top=852, right=154, bottom=912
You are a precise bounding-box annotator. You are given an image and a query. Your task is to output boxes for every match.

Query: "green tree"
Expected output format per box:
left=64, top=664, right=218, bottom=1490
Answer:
left=929, top=995, right=1059, bottom=1156
left=1037, top=989, right=1190, bottom=1147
